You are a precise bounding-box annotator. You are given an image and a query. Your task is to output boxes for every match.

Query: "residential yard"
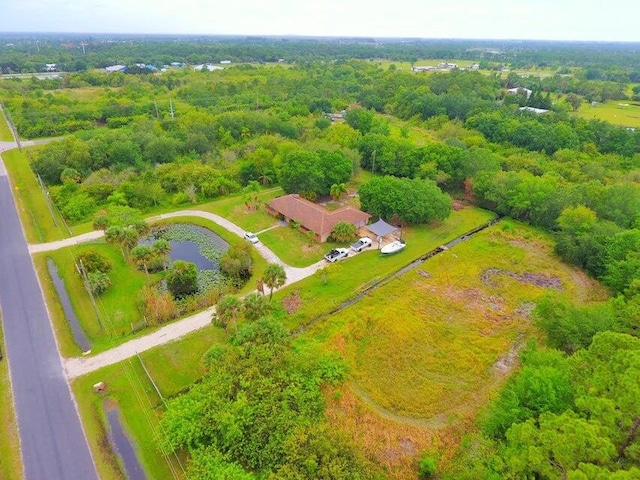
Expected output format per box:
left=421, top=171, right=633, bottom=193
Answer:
left=576, top=100, right=640, bottom=129
left=295, top=219, right=609, bottom=479
left=277, top=206, right=496, bottom=329
left=37, top=216, right=267, bottom=356
left=0, top=317, right=22, bottom=480
left=1, top=146, right=67, bottom=243
left=71, top=325, right=225, bottom=480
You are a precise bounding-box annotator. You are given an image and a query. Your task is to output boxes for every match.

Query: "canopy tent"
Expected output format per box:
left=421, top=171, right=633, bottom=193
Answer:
left=366, top=218, right=399, bottom=238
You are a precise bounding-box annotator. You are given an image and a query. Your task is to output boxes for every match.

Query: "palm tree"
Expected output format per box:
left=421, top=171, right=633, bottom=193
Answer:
left=215, top=295, right=243, bottom=332
left=152, top=239, right=171, bottom=270
left=242, top=180, right=261, bottom=211
left=121, top=227, right=140, bottom=260
left=263, top=263, right=287, bottom=301
left=330, top=182, right=347, bottom=202
left=105, top=226, right=126, bottom=260
left=131, top=244, right=154, bottom=281
left=242, top=292, right=270, bottom=321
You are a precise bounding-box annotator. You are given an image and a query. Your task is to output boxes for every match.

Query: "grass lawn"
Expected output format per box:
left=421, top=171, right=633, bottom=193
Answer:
left=72, top=325, right=225, bottom=480
left=0, top=110, right=14, bottom=141
left=38, top=216, right=267, bottom=356
left=277, top=206, right=496, bottom=329
left=0, top=317, right=22, bottom=480
left=1, top=147, right=67, bottom=243
left=385, top=114, right=437, bottom=145
left=576, top=100, right=640, bottom=129
left=198, top=187, right=284, bottom=232
left=294, top=219, right=607, bottom=479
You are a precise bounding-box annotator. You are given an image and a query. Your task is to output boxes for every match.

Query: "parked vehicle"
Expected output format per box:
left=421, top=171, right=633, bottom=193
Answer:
left=244, top=232, right=259, bottom=244
left=324, top=248, right=349, bottom=263
left=351, top=237, right=372, bottom=252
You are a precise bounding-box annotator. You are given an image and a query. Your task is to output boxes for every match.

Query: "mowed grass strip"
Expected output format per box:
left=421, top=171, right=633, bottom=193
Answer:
left=1, top=147, right=66, bottom=243
left=0, top=317, right=22, bottom=480
left=0, top=110, right=14, bottom=141
left=72, top=324, right=222, bottom=480
left=298, top=220, right=604, bottom=420
left=278, top=206, right=496, bottom=329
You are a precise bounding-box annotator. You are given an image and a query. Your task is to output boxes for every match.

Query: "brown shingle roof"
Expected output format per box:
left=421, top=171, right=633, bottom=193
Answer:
left=268, top=194, right=371, bottom=238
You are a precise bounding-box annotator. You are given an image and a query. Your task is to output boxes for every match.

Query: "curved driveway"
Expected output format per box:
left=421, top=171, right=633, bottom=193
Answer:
left=0, top=150, right=98, bottom=478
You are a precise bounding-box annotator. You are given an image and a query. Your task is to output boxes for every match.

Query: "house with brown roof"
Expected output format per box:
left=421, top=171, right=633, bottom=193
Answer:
left=267, top=194, right=371, bottom=242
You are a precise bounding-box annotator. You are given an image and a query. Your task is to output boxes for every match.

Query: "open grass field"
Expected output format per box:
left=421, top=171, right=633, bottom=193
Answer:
left=71, top=325, right=225, bottom=480
left=37, top=215, right=267, bottom=356
left=1, top=146, right=67, bottom=243
left=576, top=100, right=640, bottom=129
left=294, top=219, right=608, bottom=479
left=277, top=206, right=496, bottom=329
left=0, top=317, right=22, bottom=480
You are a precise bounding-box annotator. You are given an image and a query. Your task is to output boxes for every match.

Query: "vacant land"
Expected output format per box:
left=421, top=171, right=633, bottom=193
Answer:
left=0, top=317, right=22, bottom=480
left=72, top=324, right=225, bottom=480
left=0, top=108, right=13, bottom=141
left=577, top=100, right=640, bottom=128
left=296, top=220, right=607, bottom=479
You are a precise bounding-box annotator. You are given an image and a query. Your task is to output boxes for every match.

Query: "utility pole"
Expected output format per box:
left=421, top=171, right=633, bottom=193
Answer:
left=169, top=100, right=174, bottom=119
left=372, top=149, right=376, bottom=174
left=154, top=100, right=160, bottom=118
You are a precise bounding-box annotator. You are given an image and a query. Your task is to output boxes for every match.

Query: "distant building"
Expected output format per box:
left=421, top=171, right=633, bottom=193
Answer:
left=220, top=60, right=232, bottom=64
left=508, top=87, right=533, bottom=99
left=437, top=62, right=458, bottom=70
left=470, top=63, right=480, bottom=70
left=324, top=110, right=347, bottom=122
left=193, top=64, right=224, bottom=72
left=105, top=65, right=127, bottom=73
left=170, top=62, right=183, bottom=67
left=411, top=65, right=436, bottom=72
left=519, top=106, right=549, bottom=114
left=44, top=63, right=57, bottom=72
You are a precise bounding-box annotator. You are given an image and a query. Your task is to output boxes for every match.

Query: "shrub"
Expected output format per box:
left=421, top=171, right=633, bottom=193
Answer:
left=87, top=271, right=112, bottom=295
left=166, top=260, right=198, bottom=298
left=220, top=242, right=253, bottom=288
left=418, top=455, right=438, bottom=479
left=76, top=250, right=112, bottom=274
left=138, top=285, right=177, bottom=325
left=330, top=221, right=357, bottom=242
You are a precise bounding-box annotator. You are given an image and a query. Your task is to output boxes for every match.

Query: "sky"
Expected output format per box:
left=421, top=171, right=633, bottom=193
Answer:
left=2, top=0, right=639, bottom=42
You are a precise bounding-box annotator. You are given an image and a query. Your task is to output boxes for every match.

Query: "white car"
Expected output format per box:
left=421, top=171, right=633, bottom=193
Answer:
left=244, top=232, right=259, bottom=244
left=351, top=237, right=372, bottom=252
left=324, top=248, right=349, bottom=263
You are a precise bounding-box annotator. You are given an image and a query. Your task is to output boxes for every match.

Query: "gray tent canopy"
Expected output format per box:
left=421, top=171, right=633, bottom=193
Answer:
left=367, top=218, right=398, bottom=237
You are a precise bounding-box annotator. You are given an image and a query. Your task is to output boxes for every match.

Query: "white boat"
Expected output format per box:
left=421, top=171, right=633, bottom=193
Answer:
left=380, top=240, right=406, bottom=255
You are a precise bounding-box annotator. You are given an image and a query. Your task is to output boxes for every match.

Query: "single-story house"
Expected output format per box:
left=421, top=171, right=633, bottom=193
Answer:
left=267, top=194, right=371, bottom=242
left=105, top=64, right=127, bottom=73
left=519, top=106, right=549, bottom=115
left=507, top=87, right=533, bottom=99
left=45, top=63, right=57, bottom=72
left=324, top=110, right=347, bottom=121
left=193, top=64, right=224, bottom=72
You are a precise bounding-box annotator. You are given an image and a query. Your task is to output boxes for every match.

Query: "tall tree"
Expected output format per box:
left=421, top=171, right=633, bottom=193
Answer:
left=131, top=244, right=154, bottom=281
left=263, top=263, right=286, bottom=300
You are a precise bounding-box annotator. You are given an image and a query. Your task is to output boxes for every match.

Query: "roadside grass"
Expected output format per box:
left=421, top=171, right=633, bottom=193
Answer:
left=0, top=317, right=22, bottom=480
left=38, top=216, right=266, bottom=356
left=35, top=242, right=155, bottom=356
left=576, top=99, right=640, bottom=129
left=71, top=325, right=223, bottom=480
left=1, top=147, right=67, bottom=243
left=0, top=110, right=13, bottom=141
left=294, top=220, right=607, bottom=479
left=277, top=206, right=496, bottom=329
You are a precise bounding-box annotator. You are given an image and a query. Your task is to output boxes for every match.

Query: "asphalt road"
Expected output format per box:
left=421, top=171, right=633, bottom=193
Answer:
left=0, top=169, right=98, bottom=478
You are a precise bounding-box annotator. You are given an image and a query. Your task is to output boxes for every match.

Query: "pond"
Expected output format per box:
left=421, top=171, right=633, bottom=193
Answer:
left=143, top=224, right=230, bottom=291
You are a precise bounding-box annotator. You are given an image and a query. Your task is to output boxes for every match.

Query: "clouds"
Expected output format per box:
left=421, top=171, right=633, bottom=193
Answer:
left=2, top=0, right=639, bottom=41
